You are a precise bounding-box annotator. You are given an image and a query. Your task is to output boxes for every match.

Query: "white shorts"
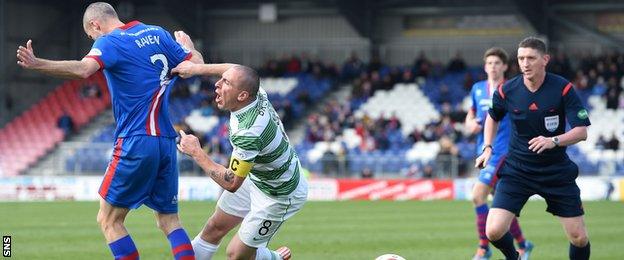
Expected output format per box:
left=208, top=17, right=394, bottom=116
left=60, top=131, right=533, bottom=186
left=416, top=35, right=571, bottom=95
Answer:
left=217, top=174, right=308, bottom=248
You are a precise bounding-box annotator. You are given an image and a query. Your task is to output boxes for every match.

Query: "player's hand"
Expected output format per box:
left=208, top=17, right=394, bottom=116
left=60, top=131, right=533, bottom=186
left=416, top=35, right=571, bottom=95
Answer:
left=17, top=40, right=41, bottom=69
left=464, top=119, right=482, bottom=135
left=528, top=136, right=556, bottom=154
left=174, top=31, right=195, bottom=51
left=474, top=149, right=491, bottom=169
left=171, top=61, right=196, bottom=78
left=177, top=130, right=203, bottom=158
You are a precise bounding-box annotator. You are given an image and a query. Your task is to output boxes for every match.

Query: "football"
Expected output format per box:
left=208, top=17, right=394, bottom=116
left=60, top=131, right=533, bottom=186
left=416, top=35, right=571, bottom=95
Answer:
left=375, top=254, right=407, bottom=260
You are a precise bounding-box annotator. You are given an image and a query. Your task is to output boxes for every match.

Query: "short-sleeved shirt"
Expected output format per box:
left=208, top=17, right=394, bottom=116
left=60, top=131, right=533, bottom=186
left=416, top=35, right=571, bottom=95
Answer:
left=229, top=88, right=300, bottom=196
left=470, top=80, right=511, bottom=160
left=488, top=73, right=591, bottom=181
left=85, top=21, right=191, bottom=138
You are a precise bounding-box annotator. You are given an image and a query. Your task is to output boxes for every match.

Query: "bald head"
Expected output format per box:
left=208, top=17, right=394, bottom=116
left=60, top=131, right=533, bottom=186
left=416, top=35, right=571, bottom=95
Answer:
left=232, top=65, right=260, bottom=98
left=83, top=2, right=118, bottom=28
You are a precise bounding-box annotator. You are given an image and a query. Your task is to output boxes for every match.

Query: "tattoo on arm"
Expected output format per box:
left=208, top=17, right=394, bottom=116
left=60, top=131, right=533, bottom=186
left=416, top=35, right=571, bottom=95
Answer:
left=223, top=170, right=234, bottom=183
left=205, top=168, right=235, bottom=185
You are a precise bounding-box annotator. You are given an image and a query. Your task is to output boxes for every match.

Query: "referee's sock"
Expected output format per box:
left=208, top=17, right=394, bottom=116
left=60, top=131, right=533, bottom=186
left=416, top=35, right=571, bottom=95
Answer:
left=489, top=232, right=519, bottom=260
left=570, top=241, right=590, bottom=260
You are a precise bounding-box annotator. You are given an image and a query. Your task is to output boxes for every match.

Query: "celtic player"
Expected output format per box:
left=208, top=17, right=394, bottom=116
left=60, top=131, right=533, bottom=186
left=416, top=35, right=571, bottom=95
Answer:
left=175, top=61, right=307, bottom=260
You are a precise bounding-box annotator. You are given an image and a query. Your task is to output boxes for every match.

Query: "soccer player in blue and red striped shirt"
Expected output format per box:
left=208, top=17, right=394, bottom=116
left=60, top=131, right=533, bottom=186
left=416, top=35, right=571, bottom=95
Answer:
left=17, top=2, right=203, bottom=259
left=476, top=37, right=591, bottom=260
left=466, top=47, right=533, bottom=260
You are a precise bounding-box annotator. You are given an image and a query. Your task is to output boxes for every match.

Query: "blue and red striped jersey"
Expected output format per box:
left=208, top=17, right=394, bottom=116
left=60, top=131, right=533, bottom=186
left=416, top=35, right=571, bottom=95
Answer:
left=85, top=21, right=191, bottom=138
left=469, top=80, right=511, bottom=159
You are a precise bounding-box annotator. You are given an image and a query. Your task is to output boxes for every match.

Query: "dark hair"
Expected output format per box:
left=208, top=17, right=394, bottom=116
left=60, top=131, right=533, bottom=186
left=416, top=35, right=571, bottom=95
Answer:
left=518, top=37, right=547, bottom=54
left=483, top=47, right=509, bottom=65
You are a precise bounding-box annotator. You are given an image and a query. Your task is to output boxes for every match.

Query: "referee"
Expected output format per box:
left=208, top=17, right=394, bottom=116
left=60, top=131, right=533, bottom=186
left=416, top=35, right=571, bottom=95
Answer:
left=476, top=37, right=591, bottom=260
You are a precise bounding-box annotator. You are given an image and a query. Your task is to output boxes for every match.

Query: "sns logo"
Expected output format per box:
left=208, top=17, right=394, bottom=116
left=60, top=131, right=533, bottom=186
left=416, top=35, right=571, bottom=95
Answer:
left=3, top=236, right=10, bottom=257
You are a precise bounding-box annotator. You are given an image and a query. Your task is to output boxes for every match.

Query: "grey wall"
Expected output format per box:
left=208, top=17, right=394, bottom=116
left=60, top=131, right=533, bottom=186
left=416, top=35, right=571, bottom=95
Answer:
left=374, top=15, right=535, bottom=66
left=202, top=15, right=370, bottom=67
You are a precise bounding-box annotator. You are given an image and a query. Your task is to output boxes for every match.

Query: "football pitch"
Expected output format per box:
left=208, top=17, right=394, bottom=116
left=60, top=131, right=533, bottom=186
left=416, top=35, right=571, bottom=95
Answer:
left=1, top=200, right=623, bottom=259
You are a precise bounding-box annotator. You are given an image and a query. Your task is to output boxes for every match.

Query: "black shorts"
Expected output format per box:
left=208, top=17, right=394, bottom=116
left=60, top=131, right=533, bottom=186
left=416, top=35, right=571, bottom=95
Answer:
left=491, top=160, right=584, bottom=217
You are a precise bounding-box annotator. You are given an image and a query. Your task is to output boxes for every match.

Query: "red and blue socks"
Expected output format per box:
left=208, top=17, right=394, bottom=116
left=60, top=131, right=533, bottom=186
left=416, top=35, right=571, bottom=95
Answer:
left=108, top=235, right=139, bottom=260
left=509, top=217, right=526, bottom=248
left=475, top=204, right=489, bottom=249
left=168, top=228, right=195, bottom=260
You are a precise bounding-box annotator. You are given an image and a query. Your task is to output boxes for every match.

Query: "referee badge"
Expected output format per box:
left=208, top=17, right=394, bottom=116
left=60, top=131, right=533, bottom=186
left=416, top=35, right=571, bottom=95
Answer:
left=577, top=109, right=588, bottom=119
left=544, top=115, right=559, bottom=132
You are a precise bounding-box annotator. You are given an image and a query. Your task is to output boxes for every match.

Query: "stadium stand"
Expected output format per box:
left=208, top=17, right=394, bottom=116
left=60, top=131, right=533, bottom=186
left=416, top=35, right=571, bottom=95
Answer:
left=296, top=51, right=624, bottom=177
left=63, top=68, right=335, bottom=174
left=0, top=73, right=109, bottom=176
left=2, top=51, right=622, bottom=178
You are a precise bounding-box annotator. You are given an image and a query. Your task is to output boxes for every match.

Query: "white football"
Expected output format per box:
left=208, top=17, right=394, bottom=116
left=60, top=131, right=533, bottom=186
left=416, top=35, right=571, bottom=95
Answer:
left=375, top=254, right=406, bottom=260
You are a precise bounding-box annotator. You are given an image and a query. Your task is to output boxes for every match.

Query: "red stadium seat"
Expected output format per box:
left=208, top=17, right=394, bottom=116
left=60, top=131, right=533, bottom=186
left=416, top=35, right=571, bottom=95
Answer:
left=0, top=72, right=110, bottom=176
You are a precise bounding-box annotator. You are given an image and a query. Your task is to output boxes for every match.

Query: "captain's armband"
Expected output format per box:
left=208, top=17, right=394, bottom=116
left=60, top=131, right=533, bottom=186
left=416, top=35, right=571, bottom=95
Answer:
left=229, top=157, right=253, bottom=177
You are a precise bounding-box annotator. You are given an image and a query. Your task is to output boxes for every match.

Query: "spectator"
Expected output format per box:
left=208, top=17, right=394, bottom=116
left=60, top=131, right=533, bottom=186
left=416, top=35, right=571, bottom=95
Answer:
left=596, top=134, right=608, bottom=150
left=413, top=51, right=431, bottom=77
left=368, top=54, right=383, bottom=73
left=447, top=52, right=467, bottom=72
left=422, top=164, right=434, bottom=179
left=463, top=72, right=475, bottom=91
left=587, top=69, right=598, bottom=90
left=605, top=76, right=622, bottom=109
left=300, top=52, right=313, bottom=73
left=57, top=110, right=74, bottom=138
left=286, top=55, right=301, bottom=74
left=435, top=135, right=460, bottom=177
left=606, top=133, right=620, bottom=151
left=80, top=83, right=102, bottom=98
left=548, top=52, right=573, bottom=79
left=341, top=52, right=365, bottom=81
left=361, top=167, right=374, bottom=179
left=321, top=150, right=339, bottom=176
left=403, top=163, right=421, bottom=178
left=400, top=68, right=415, bottom=83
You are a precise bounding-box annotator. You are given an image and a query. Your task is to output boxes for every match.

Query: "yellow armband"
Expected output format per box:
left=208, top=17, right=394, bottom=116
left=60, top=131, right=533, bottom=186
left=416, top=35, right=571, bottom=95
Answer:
left=229, top=157, right=253, bottom=177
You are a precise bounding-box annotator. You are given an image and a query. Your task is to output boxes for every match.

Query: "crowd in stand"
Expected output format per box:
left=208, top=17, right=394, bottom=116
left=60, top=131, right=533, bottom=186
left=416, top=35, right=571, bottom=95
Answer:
left=168, top=55, right=339, bottom=171
left=303, top=49, right=624, bottom=178
left=165, top=50, right=623, bottom=177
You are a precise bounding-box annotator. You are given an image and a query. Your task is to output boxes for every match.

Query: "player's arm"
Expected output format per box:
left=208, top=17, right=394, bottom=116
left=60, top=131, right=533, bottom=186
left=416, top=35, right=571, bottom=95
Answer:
left=528, top=126, right=588, bottom=154
left=177, top=130, right=245, bottom=192
left=173, top=31, right=204, bottom=64
left=475, top=85, right=506, bottom=168
left=464, top=108, right=482, bottom=135
left=17, top=40, right=100, bottom=79
left=552, top=126, right=587, bottom=146
left=464, top=86, right=482, bottom=135
left=172, top=62, right=237, bottom=79
left=475, top=114, right=499, bottom=168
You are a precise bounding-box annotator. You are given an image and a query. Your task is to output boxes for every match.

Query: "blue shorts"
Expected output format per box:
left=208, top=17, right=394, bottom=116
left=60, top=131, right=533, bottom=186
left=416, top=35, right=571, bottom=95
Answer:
left=491, top=160, right=584, bottom=217
left=477, top=155, right=505, bottom=187
left=98, top=135, right=179, bottom=213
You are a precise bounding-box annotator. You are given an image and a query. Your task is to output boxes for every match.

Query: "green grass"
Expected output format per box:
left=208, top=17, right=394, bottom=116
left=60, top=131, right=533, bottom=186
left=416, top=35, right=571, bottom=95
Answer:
left=1, top=200, right=623, bottom=259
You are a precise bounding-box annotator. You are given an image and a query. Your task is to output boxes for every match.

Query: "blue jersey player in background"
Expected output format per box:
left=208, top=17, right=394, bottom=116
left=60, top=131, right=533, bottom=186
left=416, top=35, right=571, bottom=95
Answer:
left=476, top=37, right=591, bottom=260
left=466, top=47, right=532, bottom=260
left=17, top=2, right=204, bottom=259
